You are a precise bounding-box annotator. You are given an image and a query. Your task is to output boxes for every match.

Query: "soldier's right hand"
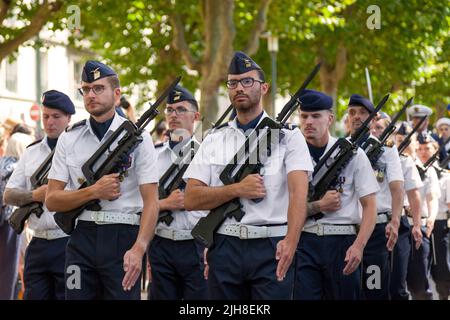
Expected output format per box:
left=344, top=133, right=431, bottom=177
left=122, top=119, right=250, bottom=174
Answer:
left=93, top=173, right=121, bottom=200
left=411, top=225, right=423, bottom=250
left=319, top=190, right=341, bottom=212
left=165, top=189, right=185, bottom=210
left=32, top=185, right=48, bottom=203
left=237, top=174, right=266, bottom=199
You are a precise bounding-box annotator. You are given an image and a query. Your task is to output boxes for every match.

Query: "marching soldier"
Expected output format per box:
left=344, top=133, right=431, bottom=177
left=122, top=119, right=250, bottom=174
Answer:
left=295, top=90, right=378, bottom=300
left=435, top=117, right=450, bottom=166
left=406, top=133, right=440, bottom=299
left=356, top=97, right=405, bottom=300
left=431, top=160, right=450, bottom=300
left=45, top=61, right=159, bottom=299
left=390, top=122, right=423, bottom=300
left=148, top=85, right=207, bottom=299
left=184, top=51, right=313, bottom=299
left=4, top=90, right=75, bottom=299
left=406, top=104, right=433, bottom=139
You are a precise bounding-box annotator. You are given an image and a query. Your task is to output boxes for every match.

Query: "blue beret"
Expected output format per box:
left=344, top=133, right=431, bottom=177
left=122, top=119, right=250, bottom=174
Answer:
left=228, top=51, right=264, bottom=80
left=167, top=85, right=198, bottom=108
left=396, top=121, right=412, bottom=136
left=299, top=89, right=333, bottom=111
left=417, top=132, right=436, bottom=145
left=41, top=90, right=75, bottom=115
left=81, top=60, right=117, bottom=83
left=348, top=94, right=374, bottom=112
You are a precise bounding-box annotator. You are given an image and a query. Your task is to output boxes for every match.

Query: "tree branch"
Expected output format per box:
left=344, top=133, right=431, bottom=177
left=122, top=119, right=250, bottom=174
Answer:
left=207, top=0, right=235, bottom=85
left=0, top=0, right=63, bottom=62
left=169, top=12, right=200, bottom=71
left=244, top=0, right=272, bottom=55
left=0, top=0, right=12, bottom=26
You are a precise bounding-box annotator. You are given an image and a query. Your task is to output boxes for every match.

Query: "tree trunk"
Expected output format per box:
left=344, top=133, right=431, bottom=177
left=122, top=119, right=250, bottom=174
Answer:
left=199, top=78, right=220, bottom=127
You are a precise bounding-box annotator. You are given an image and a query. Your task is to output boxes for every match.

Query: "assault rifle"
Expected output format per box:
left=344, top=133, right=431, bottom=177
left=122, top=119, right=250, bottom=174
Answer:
left=397, top=116, right=427, bottom=155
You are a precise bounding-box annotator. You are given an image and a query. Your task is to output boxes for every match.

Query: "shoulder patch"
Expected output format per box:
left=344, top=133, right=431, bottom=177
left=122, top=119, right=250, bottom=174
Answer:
left=154, top=142, right=164, bottom=148
left=26, top=139, right=43, bottom=148
left=66, top=119, right=86, bottom=132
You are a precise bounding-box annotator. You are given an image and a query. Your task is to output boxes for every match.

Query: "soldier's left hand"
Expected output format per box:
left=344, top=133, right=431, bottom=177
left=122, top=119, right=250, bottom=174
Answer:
left=425, top=219, right=435, bottom=238
left=122, top=245, right=144, bottom=291
left=275, top=237, right=296, bottom=281
left=385, top=220, right=399, bottom=251
left=343, top=243, right=363, bottom=275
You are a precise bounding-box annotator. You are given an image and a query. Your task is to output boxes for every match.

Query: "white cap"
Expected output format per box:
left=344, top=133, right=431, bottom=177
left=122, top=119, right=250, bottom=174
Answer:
left=406, top=104, right=433, bottom=117
left=436, top=117, right=450, bottom=129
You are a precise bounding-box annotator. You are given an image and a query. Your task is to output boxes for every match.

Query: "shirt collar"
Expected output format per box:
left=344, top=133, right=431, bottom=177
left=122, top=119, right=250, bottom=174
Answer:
left=229, top=110, right=269, bottom=132
left=85, top=112, right=125, bottom=140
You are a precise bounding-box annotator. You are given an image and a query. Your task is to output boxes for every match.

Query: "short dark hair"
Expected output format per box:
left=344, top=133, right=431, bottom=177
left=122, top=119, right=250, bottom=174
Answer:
left=107, top=75, right=120, bottom=89
left=257, top=69, right=266, bottom=82
left=188, top=100, right=199, bottom=112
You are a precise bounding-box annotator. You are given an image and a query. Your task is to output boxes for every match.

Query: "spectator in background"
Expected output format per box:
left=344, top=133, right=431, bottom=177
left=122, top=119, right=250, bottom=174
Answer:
left=0, top=132, right=34, bottom=299
left=117, top=96, right=137, bottom=123
left=153, top=120, right=168, bottom=144
left=11, top=124, right=33, bottom=137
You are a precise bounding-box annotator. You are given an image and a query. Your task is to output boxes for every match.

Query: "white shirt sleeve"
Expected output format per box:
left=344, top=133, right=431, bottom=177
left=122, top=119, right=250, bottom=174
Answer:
left=47, top=132, right=70, bottom=183
left=183, top=135, right=212, bottom=185
left=354, top=148, right=380, bottom=198
left=5, top=150, right=28, bottom=190
left=284, top=128, right=314, bottom=175
left=385, top=146, right=404, bottom=183
left=134, top=133, right=158, bottom=185
left=402, top=156, right=424, bottom=191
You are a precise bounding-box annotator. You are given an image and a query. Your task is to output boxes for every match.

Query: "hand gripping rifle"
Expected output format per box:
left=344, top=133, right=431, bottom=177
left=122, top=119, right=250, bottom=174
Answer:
left=362, top=97, right=412, bottom=166
left=308, top=94, right=388, bottom=219
left=191, top=63, right=321, bottom=248
left=53, top=77, right=181, bottom=234
left=8, top=149, right=55, bottom=234
left=158, top=105, right=234, bottom=225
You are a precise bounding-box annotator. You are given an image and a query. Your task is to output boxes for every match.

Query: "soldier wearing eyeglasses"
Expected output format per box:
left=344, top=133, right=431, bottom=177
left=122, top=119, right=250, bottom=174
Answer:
left=147, top=85, right=208, bottom=300
left=45, top=60, right=159, bottom=300
left=183, top=51, right=313, bottom=299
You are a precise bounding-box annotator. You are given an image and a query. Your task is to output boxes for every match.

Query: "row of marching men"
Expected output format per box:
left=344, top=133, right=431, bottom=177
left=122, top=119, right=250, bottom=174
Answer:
left=0, top=51, right=449, bottom=300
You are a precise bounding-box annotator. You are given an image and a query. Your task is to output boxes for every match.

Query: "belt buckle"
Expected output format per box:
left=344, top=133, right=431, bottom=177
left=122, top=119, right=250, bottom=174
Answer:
left=316, top=224, right=324, bottom=236
left=93, top=212, right=107, bottom=225
left=171, top=230, right=178, bottom=240
left=239, top=225, right=249, bottom=239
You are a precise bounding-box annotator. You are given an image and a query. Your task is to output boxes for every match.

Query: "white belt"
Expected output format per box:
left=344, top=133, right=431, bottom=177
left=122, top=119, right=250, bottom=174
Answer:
left=155, top=228, right=194, bottom=241
left=32, top=229, right=69, bottom=240
left=407, top=216, right=427, bottom=227
left=78, top=210, right=140, bottom=226
left=436, top=211, right=449, bottom=221
left=376, top=212, right=390, bottom=224
left=217, top=224, right=287, bottom=239
left=303, top=224, right=357, bottom=236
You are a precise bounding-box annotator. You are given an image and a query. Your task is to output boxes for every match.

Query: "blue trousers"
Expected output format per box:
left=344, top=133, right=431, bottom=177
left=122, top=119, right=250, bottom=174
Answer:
left=65, top=221, right=141, bottom=300
left=430, top=220, right=450, bottom=300
left=407, top=226, right=432, bottom=300
left=207, top=235, right=294, bottom=300
left=390, top=216, right=411, bottom=300
left=294, top=233, right=361, bottom=300
left=362, top=222, right=390, bottom=300
left=148, top=235, right=207, bottom=300
left=0, top=222, right=21, bottom=300
left=24, top=236, right=68, bottom=300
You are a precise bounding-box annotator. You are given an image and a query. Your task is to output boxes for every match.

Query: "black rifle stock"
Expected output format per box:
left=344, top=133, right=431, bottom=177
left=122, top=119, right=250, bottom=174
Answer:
left=8, top=150, right=55, bottom=234
left=363, top=97, right=412, bottom=166
left=308, top=94, right=388, bottom=208
left=53, top=77, right=181, bottom=234
left=191, top=63, right=321, bottom=248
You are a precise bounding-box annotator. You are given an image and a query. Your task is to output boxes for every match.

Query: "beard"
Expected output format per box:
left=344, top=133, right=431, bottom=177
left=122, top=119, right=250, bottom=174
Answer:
left=231, top=91, right=261, bottom=114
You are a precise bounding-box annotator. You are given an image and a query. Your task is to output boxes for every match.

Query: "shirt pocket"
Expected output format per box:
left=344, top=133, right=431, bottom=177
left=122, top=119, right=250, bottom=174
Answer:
left=66, top=154, right=88, bottom=189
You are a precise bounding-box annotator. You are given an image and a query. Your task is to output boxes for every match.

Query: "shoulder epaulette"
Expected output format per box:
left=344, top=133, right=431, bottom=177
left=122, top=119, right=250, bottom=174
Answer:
left=26, top=139, right=43, bottom=148
left=283, top=123, right=298, bottom=130
left=65, top=119, right=87, bottom=132
left=154, top=142, right=164, bottom=148
left=215, top=122, right=229, bottom=130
